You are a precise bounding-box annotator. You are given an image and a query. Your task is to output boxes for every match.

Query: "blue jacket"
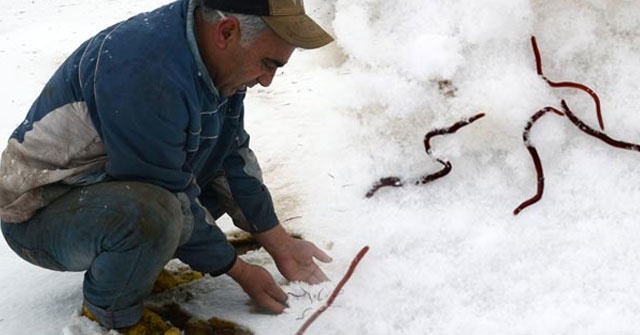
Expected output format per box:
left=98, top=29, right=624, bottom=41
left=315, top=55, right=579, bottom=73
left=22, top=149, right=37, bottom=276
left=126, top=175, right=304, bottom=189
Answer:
left=0, top=0, right=278, bottom=273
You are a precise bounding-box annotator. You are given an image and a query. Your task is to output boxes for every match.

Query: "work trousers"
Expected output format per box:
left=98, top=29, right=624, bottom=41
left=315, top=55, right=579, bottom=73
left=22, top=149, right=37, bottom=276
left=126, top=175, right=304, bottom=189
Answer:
left=1, top=181, right=208, bottom=329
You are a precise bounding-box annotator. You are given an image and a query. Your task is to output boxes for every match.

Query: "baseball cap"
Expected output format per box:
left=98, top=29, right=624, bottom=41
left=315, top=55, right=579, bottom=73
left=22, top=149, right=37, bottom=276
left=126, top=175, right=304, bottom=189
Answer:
left=202, top=0, right=334, bottom=49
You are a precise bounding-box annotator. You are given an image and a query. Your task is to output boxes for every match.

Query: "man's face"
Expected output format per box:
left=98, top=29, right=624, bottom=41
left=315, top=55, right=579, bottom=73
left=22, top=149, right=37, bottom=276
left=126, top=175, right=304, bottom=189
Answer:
left=215, top=28, right=296, bottom=97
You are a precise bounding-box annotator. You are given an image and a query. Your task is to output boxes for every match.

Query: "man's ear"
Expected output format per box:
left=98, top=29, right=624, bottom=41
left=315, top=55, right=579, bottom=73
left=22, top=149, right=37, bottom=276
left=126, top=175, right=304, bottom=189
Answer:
left=213, top=17, right=241, bottom=49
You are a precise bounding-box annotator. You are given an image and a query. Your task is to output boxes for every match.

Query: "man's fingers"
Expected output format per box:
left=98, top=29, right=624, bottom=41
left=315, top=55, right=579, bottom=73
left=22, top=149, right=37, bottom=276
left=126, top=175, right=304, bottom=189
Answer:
left=306, top=267, right=329, bottom=284
left=257, top=296, right=287, bottom=314
left=267, top=282, right=289, bottom=305
left=237, top=263, right=288, bottom=314
left=256, top=284, right=288, bottom=314
left=313, top=248, right=333, bottom=263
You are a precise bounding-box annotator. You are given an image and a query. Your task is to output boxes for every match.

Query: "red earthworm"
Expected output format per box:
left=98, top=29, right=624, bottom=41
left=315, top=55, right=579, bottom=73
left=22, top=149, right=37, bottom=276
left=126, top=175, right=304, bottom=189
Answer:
left=295, top=246, right=370, bottom=335
left=531, top=36, right=604, bottom=131
left=365, top=113, right=485, bottom=198
left=365, top=176, right=403, bottom=198
left=417, top=159, right=452, bottom=185
left=513, top=107, right=564, bottom=215
left=561, top=100, right=640, bottom=151
left=417, top=113, right=485, bottom=184
left=423, top=113, right=486, bottom=152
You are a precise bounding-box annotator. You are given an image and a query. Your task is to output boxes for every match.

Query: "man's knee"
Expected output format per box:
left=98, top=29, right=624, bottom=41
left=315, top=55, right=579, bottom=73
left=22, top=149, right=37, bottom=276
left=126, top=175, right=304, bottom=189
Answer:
left=89, top=182, right=183, bottom=253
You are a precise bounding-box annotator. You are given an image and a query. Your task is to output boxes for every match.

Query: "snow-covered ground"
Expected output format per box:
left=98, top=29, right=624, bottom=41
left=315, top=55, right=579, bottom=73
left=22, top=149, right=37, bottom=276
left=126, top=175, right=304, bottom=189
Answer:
left=3, top=0, right=640, bottom=334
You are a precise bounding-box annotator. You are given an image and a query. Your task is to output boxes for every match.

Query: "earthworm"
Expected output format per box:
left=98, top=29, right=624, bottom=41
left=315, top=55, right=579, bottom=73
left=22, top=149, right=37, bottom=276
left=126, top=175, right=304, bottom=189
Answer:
left=295, top=246, right=370, bottom=335
left=517, top=37, right=640, bottom=215
left=365, top=176, right=403, bottom=198
left=561, top=100, right=640, bottom=151
left=513, top=107, right=564, bottom=215
left=531, top=36, right=604, bottom=131
left=366, top=113, right=485, bottom=198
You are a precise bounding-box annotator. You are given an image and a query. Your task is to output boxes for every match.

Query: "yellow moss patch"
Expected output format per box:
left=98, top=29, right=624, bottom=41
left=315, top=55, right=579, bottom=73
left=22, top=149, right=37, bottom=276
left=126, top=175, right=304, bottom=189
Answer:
left=152, top=267, right=204, bottom=293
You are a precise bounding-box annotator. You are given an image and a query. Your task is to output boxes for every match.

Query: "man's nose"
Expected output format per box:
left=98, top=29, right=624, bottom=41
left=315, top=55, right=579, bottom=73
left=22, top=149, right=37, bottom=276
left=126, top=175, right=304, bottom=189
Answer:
left=257, top=68, right=276, bottom=87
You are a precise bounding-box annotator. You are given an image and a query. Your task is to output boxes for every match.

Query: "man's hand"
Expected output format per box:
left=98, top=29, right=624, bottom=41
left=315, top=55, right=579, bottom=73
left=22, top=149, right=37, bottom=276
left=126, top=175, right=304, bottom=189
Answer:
left=227, top=258, right=288, bottom=313
left=255, top=225, right=332, bottom=284
left=273, top=238, right=332, bottom=284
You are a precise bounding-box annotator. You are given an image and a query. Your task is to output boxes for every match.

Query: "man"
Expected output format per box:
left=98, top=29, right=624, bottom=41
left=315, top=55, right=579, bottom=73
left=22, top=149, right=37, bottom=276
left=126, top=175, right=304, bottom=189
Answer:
left=0, top=0, right=334, bottom=333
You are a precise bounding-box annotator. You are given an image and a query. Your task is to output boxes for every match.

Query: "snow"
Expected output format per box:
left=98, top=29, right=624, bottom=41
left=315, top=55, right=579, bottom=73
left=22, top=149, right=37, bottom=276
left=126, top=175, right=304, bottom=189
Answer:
left=2, top=0, right=640, bottom=334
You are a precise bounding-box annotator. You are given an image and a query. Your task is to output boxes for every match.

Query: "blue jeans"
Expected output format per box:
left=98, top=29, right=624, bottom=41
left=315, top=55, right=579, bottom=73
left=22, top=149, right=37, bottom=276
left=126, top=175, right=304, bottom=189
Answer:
left=1, top=181, right=191, bottom=329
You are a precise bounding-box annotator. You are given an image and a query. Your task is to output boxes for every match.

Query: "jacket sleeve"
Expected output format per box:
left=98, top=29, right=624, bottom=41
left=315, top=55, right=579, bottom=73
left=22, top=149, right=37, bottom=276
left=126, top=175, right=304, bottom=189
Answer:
left=222, top=130, right=279, bottom=234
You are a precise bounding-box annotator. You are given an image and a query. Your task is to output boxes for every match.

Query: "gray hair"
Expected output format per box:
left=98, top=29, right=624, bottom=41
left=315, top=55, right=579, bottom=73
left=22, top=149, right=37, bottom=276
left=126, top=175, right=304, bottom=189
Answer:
left=197, top=1, right=269, bottom=48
